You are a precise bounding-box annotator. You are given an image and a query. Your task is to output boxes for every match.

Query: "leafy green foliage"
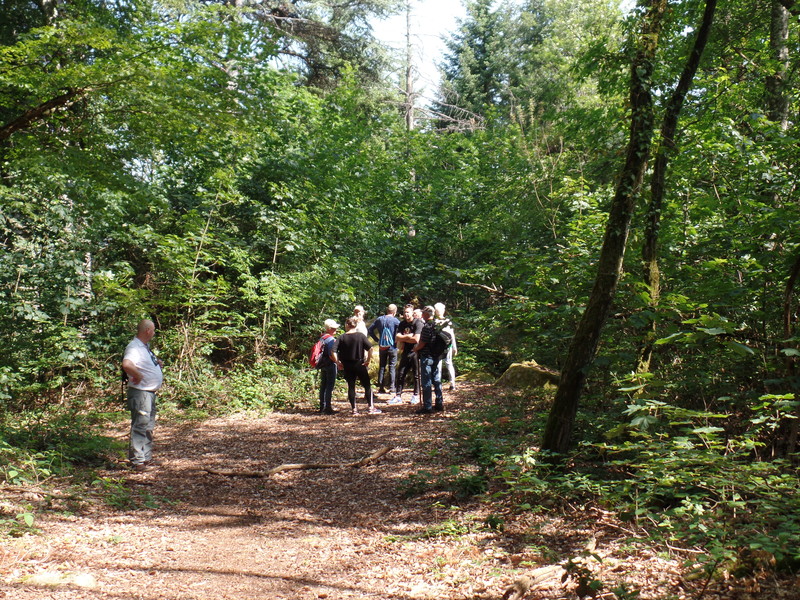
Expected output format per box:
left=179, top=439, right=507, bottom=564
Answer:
left=484, top=393, right=800, bottom=574
left=0, top=407, right=120, bottom=537
left=92, top=476, right=167, bottom=511
left=162, top=359, right=318, bottom=415
left=0, top=409, right=118, bottom=480
left=0, top=0, right=799, bottom=583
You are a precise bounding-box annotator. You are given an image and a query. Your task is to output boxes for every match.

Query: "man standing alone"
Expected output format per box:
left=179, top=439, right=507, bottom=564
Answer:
left=122, top=319, right=163, bottom=472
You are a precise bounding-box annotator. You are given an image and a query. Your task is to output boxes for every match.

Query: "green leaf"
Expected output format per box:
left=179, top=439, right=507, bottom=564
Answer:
left=692, top=426, right=724, bottom=435
left=699, top=327, right=726, bottom=336
left=724, top=341, right=754, bottom=356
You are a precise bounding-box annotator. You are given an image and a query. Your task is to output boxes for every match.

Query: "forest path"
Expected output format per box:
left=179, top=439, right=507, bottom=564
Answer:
left=1, top=383, right=524, bottom=600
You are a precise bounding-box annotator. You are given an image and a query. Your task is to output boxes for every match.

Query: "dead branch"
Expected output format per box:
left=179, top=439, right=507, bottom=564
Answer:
left=502, top=564, right=566, bottom=600
left=456, top=281, right=528, bottom=301
left=501, top=537, right=600, bottom=599
left=0, top=485, right=82, bottom=501
left=204, top=446, right=393, bottom=478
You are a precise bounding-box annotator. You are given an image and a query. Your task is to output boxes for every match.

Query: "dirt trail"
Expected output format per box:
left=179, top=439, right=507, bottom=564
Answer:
left=2, top=384, right=780, bottom=600
left=1, top=386, right=520, bottom=600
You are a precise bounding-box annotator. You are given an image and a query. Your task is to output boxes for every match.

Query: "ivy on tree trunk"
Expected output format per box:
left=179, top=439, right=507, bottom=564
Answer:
left=637, top=0, right=718, bottom=375
left=541, top=0, right=669, bottom=454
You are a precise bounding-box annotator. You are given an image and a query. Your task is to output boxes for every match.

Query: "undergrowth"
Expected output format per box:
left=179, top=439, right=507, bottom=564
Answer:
left=160, top=359, right=319, bottom=415
left=0, top=407, right=122, bottom=536
left=431, top=385, right=800, bottom=580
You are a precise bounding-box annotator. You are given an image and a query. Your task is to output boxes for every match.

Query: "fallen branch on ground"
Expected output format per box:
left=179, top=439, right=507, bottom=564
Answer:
left=0, top=485, right=82, bottom=501
left=502, top=537, right=598, bottom=599
left=204, top=446, right=394, bottom=478
left=502, top=565, right=566, bottom=600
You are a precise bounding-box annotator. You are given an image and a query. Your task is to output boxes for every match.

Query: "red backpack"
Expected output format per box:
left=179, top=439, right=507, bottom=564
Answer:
left=309, top=334, right=333, bottom=367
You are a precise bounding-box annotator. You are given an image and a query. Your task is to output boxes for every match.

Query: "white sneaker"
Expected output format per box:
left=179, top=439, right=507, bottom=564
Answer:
left=409, top=394, right=420, bottom=404
left=388, top=395, right=403, bottom=405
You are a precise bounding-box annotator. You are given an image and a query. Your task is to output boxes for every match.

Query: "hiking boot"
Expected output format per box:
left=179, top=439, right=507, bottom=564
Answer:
left=388, top=395, right=403, bottom=405
left=433, top=404, right=444, bottom=412
left=415, top=407, right=433, bottom=415
left=409, top=394, right=420, bottom=405
left=323, top=407, right=338, bottom=415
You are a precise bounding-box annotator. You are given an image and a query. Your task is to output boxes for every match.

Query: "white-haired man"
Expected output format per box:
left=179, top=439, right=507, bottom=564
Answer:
left=122, top=319, right=163, bottom=472
left=434, top=302, right=457, bottom=390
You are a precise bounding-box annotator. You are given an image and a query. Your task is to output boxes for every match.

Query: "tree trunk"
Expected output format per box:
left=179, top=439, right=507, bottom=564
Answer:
left=783, top=253, right=800, bottom=457
left=404, top=0, right=416, bottom=131
left=541, top=0, right=668, bottom=454
left=766, top=0, right=790, bottom=129
left=636, top=0, right=718, bottom=375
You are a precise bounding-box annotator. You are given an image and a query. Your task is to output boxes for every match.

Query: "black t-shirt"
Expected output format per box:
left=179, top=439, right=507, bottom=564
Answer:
left=418, top=319, right=435, bottom=356
left=397, top=318, right=424, bottom=354
left=334, top=332, right=372, bottom=362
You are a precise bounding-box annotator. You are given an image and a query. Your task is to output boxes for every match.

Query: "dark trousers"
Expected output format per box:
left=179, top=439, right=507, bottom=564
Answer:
left=342, top=361, right=373, bottom=408
left=377, top=347, right=398, bottom=391
left=318, top=363, right=337, bottom=410
left=395, top=351, right=419, bottom=395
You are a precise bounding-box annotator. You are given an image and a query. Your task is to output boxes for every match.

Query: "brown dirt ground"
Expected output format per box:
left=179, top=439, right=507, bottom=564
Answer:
left=1, top=383, right=798, bottom=600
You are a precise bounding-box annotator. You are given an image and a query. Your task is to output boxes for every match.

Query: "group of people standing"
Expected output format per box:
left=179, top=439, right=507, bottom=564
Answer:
left=316, top=303, right=457, bottom=416
left=119, top=305, right=458, bottom=472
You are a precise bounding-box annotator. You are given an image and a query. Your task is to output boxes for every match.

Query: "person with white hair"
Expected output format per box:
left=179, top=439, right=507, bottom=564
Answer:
left=434, top=302, right=457, bottom=390
left=353, top=305, right=369, bottom=336
left=122, top=319, right=164, bottom=472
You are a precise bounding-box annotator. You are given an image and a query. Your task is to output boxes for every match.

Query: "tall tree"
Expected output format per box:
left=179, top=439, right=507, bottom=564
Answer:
left=248, top=0, right=402, bottom=89
left=541, top=0, right=669, bottom=454
left=636, top=0, right=718, bottom=374
left=434, top=0, right=504, bottom=125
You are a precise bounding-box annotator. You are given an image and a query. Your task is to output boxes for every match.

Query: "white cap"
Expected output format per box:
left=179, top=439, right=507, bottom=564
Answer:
left=323, top=319, right=339, bottom=329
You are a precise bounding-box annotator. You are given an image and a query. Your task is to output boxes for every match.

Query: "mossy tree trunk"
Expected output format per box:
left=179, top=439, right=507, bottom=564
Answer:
left=636, top=0, right=718, bottom=375
left=541, top=0, right=669, bottom=454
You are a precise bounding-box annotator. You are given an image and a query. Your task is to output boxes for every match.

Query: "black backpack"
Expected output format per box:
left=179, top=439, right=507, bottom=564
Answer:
left=429, top=320, right=453, bottom=359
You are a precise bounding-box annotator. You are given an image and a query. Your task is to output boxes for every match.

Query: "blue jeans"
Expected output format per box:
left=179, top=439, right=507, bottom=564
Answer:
left=318, top=363, right=337, bottom=411
left=420, top=355, right=443, bottom=410
left=127, top=388, right=157, bottom=465
left=377, top=347, right=397, bottom=391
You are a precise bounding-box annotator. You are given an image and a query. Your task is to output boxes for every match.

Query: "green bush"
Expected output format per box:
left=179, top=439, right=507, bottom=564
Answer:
left=493, top=395, right=800, bottom=574
left=0, top=408, right=119, bottom=485
left=162, top=359, right=318, bottom=415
